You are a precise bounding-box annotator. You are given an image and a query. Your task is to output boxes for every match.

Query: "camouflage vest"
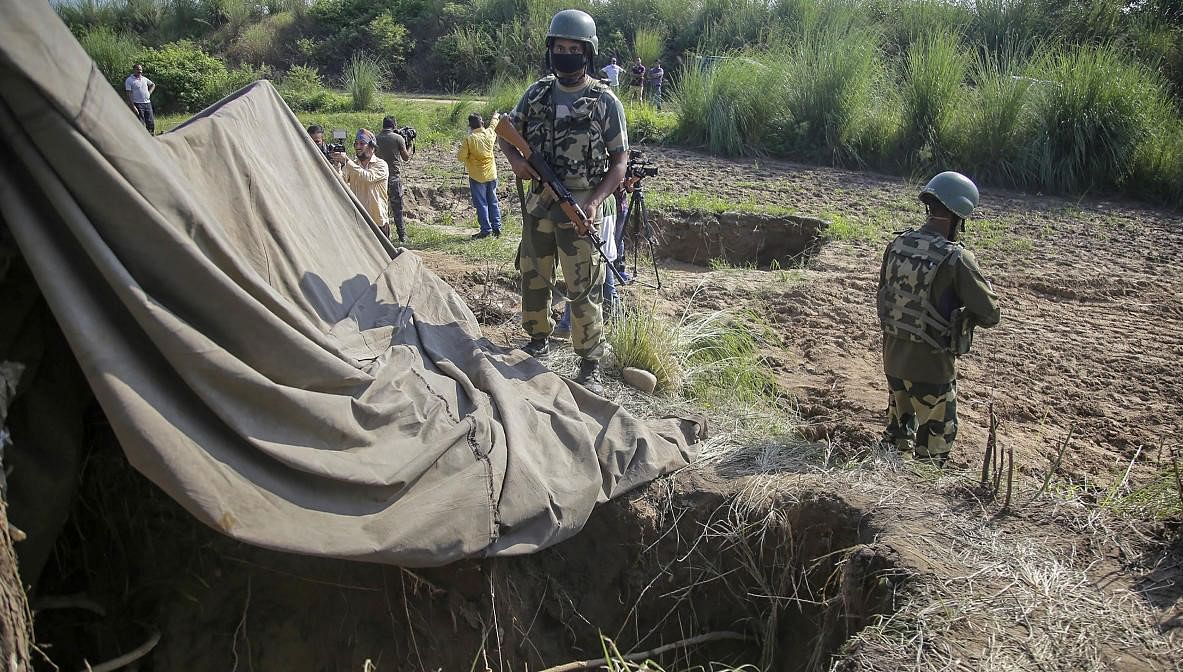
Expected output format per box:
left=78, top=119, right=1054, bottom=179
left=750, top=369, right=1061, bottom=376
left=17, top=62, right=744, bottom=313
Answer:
left=523, top=75, right=611, bottom=191
left=877, top=228, right=962, bottom=352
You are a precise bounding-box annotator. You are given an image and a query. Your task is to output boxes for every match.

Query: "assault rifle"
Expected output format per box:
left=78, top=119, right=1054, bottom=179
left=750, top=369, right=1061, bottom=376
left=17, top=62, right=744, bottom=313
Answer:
left=494, top=115, right=628, bottom=286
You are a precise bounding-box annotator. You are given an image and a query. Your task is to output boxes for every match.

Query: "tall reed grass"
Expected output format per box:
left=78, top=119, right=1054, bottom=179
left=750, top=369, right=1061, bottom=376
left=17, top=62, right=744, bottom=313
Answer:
left=633, top=26, right=664, bottom=65
left=776, top=28, right=881, bottom=163
left=78, top=25, right=141, bottom=88
left=1024, top=45, right=1170, bottom=194
left=670, top=56, right=784, bottom=155
left=342, top=53, right=387, bottom=112
left=949, top=48, right=1036, bottom=186
left=898, top=33, right=971, bottom=163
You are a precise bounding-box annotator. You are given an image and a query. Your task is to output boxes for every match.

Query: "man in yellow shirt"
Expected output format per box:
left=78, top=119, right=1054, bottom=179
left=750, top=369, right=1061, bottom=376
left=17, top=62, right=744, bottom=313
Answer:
left=331, top=128, right=390, bottom=236
left=457, top=112, right=502, bottom=238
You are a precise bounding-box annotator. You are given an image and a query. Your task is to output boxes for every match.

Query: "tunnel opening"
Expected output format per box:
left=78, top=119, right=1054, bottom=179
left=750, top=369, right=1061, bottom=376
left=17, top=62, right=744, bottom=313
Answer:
left=31, top=428, right=901, bottom=672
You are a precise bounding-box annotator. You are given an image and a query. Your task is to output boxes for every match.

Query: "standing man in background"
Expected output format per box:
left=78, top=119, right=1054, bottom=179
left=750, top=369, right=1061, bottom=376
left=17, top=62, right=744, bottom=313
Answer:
left=498, top=9, right=630, bottom=395
left=457, top=112, right=502, bottom=239
left=124, top=63, right=156, bottom=134
left=601, top=57, right=624, bottom=88
left=647, top=60, right=665, bottom=110
left=307, top=124, right=331, bottom=161
left=877, top=171, right=1001, bottom=467
left=376, top=116, right=411, bottom=243
left=629, top=57, right=646, bottom=102
left=331, top=129, right=390, bottom=237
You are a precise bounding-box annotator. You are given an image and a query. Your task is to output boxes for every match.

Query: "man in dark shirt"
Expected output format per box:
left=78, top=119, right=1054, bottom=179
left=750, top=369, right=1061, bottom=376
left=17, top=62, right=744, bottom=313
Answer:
left=629, top=57, right=646, bottom=102
left=307, top=124, right=331, bottom=160
left=375, top=116, right=411, bottom=243
left=877, top=171, right=1001, bottom=466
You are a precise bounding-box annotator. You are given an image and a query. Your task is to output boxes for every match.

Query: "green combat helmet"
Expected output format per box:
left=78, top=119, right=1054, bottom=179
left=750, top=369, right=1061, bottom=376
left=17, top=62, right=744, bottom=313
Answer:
left=547, top=9, right=599, bottom=59
left=919, top=171, right=979, bottom=220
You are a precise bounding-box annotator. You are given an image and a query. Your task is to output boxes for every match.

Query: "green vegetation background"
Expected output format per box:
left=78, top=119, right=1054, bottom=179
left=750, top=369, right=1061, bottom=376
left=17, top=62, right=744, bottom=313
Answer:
left=59, top=0, right=1183, bottom=205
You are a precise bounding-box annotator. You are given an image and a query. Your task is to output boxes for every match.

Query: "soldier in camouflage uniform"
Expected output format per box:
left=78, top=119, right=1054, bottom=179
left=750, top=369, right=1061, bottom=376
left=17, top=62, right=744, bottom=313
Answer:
left=499, top=9, right=630, bottom=396
left=877, top=171, right=1001, bottom=466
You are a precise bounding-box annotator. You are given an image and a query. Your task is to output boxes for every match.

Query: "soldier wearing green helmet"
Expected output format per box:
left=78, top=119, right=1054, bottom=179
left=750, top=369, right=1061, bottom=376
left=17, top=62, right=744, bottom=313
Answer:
left=499, top=8, right=629, bottom=396
left=876, top=171, right=1002, bottom=466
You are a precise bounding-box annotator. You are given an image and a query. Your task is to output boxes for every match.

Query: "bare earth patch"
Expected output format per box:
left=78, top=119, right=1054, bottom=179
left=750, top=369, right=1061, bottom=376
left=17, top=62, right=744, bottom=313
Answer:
left=28, top=142, right=1182, bottom=671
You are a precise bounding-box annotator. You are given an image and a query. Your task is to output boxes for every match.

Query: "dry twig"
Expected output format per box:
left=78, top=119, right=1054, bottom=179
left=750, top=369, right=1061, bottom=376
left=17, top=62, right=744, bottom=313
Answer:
left=86, top=627, right=161, bottom=672
left=537, top=631, right=751, bottom=672
left=1035, top=424, right=1074, bottom=500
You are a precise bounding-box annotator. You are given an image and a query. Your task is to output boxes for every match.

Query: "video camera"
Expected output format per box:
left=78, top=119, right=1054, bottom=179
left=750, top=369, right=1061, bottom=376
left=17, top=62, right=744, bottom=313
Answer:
left=397, top=125, right=417, bottom=151
left=626, top=149, right=658, bottom=179
left=328, top=129, right=348, bottom=154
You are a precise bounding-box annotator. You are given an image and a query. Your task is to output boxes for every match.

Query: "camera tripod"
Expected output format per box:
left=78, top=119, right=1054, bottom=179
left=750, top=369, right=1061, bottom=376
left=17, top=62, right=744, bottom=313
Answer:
left=616, top=175, right=662, bottom=290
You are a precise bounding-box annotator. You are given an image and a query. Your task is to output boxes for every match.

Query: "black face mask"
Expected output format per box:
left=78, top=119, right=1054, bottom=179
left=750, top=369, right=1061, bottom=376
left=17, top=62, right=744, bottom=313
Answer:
left=551, top=52, right=586, bottom=78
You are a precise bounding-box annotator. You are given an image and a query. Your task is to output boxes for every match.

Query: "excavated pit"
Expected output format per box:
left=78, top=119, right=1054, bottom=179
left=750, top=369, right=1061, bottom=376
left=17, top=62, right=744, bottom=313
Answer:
left=399, top=188, right=831, bottom=271
left=31, top=426, right=902, bottom=672
left=650, top=208, right=830, bottom=268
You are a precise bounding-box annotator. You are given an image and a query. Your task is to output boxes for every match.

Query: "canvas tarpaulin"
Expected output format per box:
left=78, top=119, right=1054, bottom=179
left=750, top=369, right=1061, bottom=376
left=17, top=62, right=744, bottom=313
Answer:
left=0, top=0, right=700, bottom=567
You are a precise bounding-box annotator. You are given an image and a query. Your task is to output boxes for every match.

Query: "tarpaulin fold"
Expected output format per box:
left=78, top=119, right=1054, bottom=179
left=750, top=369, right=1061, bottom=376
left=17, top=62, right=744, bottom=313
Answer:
left=0, top=0, right=699, bottom=567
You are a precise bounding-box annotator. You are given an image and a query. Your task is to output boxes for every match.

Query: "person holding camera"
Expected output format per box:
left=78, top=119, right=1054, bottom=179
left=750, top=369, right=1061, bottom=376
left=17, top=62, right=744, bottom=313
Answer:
left=331, top=128, right=390, bottom=237
left=498, top=9, right=629, bottom=395
left=458, top=112, right=502, bottom=239
left=307, top=124, right=332, bottom=161
left=376, top=116, right=411, bottom=243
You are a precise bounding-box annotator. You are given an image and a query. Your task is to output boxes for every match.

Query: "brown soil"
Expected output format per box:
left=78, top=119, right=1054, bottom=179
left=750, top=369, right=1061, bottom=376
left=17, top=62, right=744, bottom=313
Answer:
left=23, top=143, right=1183, bottom=671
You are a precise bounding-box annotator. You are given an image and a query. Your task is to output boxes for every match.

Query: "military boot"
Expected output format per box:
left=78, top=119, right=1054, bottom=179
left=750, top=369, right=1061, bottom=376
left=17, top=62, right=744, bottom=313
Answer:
left=574, top=358, right=604, bottom=396
left=522, top=337, right=550, bottom=357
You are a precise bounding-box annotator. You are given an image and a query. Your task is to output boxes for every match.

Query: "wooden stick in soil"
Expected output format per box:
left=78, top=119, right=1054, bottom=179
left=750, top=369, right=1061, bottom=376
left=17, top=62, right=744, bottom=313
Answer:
left=1001, top=442, right=1014, bottom=513
left=538, top=631, right=751, bottom=672
left=1034, top=424, right=1074, bottom=500
left=980, top=400, right=996, bottom=488
left=1170, top=445, right=1182, bottom=506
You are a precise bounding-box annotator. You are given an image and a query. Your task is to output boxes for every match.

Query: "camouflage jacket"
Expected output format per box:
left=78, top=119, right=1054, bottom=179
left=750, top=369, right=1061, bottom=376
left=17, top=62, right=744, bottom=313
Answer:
left=878, top=225, right=1001, bottom=383
left=518, top=75, right=615, bottom=191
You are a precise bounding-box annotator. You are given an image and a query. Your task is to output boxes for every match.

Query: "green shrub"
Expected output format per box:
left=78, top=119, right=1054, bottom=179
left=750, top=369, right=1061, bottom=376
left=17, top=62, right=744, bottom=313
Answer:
left=366, top=11, right=411, bottom=68
left=1129, top=108, right=1183, bottom=206
left=625, top=101, right=677, bottom=143
left=481, top=75, right=534, bottom=120
left=670, top=55, right=783, bottom=155
left=1024, top=45, right=1172, bottom=193
left=278, top=64, right=347, bottom=111
left=78, top=25, right=140, bottom=89
left=633, top=26, right=665, bottom=64
left=342, top=52, right=387, bottom=112
left=216, top=63, right=271, bottom=99
left=137, top=40, right=229, bottom=113
left=227, top=11, right=295, bottom=65
left=434, top=26, right=496, bottom=90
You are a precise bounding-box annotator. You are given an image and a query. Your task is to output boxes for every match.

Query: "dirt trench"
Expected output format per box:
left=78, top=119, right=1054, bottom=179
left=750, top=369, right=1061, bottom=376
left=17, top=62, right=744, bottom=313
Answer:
left=31, top=429, right=900, bottom=672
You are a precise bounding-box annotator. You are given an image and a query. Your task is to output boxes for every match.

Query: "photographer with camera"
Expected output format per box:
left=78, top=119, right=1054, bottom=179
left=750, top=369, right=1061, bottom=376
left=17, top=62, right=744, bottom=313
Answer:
left=307, top=124, right=332, bottom=161
left=331, top=128, right=390, bottom=237
left=376, top=116, right=412, bottom=243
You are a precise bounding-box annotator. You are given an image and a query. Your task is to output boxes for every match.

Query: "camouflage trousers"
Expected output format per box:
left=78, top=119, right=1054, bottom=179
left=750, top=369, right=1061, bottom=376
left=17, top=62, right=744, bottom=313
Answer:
left=520, top=213, right=607, bottom=360
left=883, top=376, right=958, bottom=458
